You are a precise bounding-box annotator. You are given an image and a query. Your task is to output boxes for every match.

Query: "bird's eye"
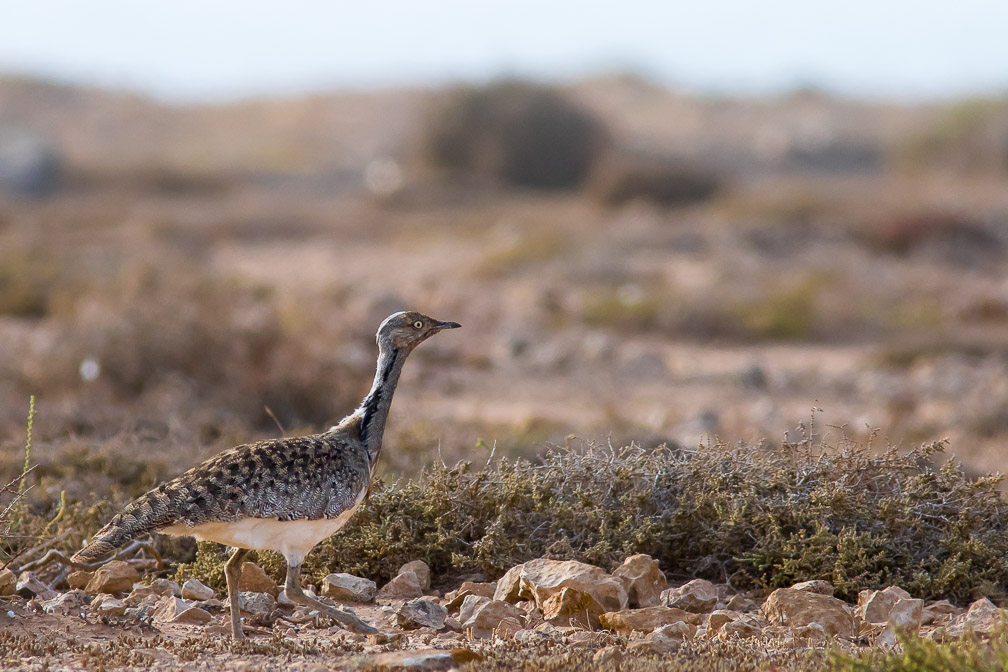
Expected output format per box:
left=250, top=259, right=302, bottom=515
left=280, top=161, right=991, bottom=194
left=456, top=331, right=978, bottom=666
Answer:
left=413, top=320, right=423, bottom=329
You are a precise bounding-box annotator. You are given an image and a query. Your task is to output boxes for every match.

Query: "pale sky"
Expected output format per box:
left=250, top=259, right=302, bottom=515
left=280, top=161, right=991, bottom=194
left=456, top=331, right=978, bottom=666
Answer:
left=1, top=0, right=1006, bottom=102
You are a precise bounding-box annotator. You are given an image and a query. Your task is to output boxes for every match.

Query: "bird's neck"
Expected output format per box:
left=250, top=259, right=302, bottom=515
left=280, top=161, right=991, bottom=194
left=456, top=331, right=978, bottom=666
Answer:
left=357, top=344, right=406, bottom=465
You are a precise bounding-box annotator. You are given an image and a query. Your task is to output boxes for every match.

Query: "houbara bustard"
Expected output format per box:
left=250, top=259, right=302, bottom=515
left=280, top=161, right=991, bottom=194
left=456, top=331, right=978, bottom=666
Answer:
left=72, top=311, right=460, bottom=640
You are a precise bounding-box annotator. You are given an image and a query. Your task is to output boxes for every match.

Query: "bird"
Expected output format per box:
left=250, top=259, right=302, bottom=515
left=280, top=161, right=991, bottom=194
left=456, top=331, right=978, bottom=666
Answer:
left=71, top=311, right=460, bottom=640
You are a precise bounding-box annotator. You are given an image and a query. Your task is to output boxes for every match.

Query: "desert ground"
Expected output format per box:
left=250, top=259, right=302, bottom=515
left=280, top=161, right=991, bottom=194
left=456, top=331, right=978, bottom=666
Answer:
left=1, top=75, right=1007, bottom=670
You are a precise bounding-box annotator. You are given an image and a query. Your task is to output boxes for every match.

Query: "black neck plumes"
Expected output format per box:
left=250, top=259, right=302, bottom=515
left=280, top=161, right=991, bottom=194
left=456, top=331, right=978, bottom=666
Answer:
left=358, top=345, right=406, bottom=465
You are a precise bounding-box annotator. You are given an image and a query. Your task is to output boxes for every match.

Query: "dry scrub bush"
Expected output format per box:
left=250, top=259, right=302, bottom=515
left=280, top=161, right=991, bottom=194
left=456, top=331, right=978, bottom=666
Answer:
left=587, top=153, right=722, bottom=207
left=896, top=98, right=1008, bottom=174
left=420, top=80, right=609, bottom=190
left=301, top=438, right=1008, bottom=602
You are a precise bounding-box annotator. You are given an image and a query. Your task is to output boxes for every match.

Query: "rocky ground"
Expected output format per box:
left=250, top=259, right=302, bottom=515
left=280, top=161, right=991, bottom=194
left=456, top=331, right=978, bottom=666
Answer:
left=2, top=554, right=1006, bottom=671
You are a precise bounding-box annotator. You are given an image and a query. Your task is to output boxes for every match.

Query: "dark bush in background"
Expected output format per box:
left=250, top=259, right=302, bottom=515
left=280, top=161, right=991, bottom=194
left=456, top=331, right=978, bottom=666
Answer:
left=420, top=80, right=609, bottom=190
left=858, top=210, right=1004, bottom=265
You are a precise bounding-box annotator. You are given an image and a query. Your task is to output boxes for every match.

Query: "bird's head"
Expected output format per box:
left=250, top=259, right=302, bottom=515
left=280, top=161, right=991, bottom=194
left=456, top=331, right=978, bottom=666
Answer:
left=376, top=311, right=461, bottom=353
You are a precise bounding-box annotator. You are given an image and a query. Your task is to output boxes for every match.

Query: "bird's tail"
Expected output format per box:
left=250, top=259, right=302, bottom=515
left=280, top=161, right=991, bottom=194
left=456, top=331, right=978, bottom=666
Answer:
left=72, top=486, right=178, bottom=564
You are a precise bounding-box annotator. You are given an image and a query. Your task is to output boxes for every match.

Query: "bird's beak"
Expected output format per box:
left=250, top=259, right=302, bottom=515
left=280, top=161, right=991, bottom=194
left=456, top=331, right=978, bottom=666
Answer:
left=434, top=320, right=461, bottom=331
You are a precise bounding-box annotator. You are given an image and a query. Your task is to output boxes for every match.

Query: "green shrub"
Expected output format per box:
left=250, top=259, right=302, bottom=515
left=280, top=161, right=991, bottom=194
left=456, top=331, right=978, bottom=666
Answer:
left=829, top=632, right=1008, bottom=672
left=421, top=80, right=609, bottom=190
left=301, top=437, right=1008, bottom=602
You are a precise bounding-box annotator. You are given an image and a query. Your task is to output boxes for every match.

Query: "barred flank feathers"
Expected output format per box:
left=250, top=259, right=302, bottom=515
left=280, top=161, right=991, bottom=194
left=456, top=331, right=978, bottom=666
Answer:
left=71, top=487, right=178, bottom=563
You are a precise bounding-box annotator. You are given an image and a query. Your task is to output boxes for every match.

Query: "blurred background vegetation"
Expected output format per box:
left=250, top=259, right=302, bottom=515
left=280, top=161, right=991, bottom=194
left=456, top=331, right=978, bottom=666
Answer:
left=1, top=5, right=1007, bottom=575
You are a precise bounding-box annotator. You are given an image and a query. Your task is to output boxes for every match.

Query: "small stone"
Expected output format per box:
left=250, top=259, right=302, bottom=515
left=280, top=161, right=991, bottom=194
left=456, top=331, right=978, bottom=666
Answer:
left=857, top=586, right=913, bottom=624
left=542, top=587, right=605, bottom=629
left=612, top=554, right=667, bottom=608
left=444, top=581, right=496, bottom=612
left=493, top=565, right=524, bottom=603
left=707, top=609, right=740, bottom=635
left=376, top=571, right=423, bottom=601
left=792, top=580, right=835, bottom=596
left=92, top=595, right=127, bottom=617
left=152, top=596, right=193, bottom=623
left=662, top=579, right=718, bottom=613
left=888, top=598, right=924, bottom=631
left=922, top=599, right=959, bottom=625
left=444, top=615, right=462, bottom=631
left=495, top=617, right=522, bottom=639
left=514, top=628, right=550, bottom=643
left=877, top=627, right=900, bottom=649
left=764, top=587, right=855, bottom=639
left=124, top=604, right=157, bottom=621
left=458, top=594, right=491, bottom=624
left=654, top=621, right=696, bottom=640
left=628, top=623, right=690, bottom=655
left=945, top=597, right=1006, bottom=637
left=628, top=637, right=675, bottom=656
left=493, top=558, right=627, bottom=613
left=173, top=606, right=213, bottom=624
left=793, top=622, right=829, bottom=644
left=181, top=578, right=215, bottom=601
left=399, top=561, right=431, bottom=592
left=593, top=646, right=625, bottom=666
left=149, top=578, right=182, bottom=597
left=66, top=570, right=93, bottom=591
left=363, top=649, right=456, bottom=671
left=239, top=563, right=279, bottom=597
left=600, top=606, right=699, bottom=634
left=724, top=594, right=758, bottom=612
left=462, top=600, right=523, bottom=639
left=43, top=590, right=87, bottom=616
left=322, top=573, right=376, bottom=603
left=716, top=612, right=767, bottom=640
left=85, top=561, right=139, bottom=595
left=16, top=571, right=56, bottom=600
left=124, top=584, right=157, bottom=607
left=239, top=591, right=277, bottom=616
left=397, top=598, right=448, bottom=630
left=563, top=630, right=600, bottom=648
left=0, top=569, right=15, bottom=597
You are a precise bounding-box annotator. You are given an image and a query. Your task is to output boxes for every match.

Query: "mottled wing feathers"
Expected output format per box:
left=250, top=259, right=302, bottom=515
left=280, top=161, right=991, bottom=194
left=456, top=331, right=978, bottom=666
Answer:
left=73, top=429, right=369, bottom=563
left=170, top=433, right=370, bottom=524
left=71, top=482, right=179, bottom=563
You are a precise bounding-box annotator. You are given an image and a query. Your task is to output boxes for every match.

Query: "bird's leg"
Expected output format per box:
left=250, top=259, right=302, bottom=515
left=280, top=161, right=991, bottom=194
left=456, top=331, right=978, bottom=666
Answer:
left=224, top=547, right=250, bottom=641
left=283, top=561, right=378, bottom=635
